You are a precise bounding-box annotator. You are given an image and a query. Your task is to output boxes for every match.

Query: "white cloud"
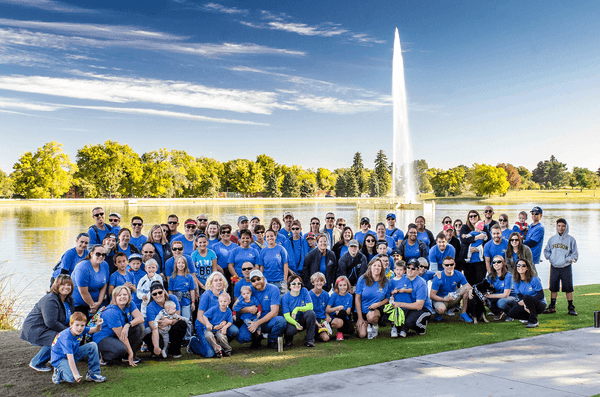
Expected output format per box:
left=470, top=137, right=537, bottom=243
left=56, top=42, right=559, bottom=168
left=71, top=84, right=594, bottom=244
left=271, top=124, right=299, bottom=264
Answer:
left=0, top=97, right=58, bottom=111
left=290, top=95, right=389, bottom=114
left=266, top=22, right=347, bottom=37
left=203, top=3, right=247, bottom=14
left=0, top=73, right=294, bottom=114
left=1, top=0, right=92, bottom=13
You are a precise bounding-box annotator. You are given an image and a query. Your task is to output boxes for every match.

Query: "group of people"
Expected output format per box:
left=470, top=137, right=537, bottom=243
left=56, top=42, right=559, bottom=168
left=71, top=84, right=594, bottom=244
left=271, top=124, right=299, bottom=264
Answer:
left=20, top=204, right=579, bottom=385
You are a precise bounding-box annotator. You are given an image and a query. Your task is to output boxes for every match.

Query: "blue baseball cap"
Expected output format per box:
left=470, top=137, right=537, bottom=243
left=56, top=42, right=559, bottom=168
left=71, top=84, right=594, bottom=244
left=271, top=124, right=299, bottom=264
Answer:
left=531, top=206, right=543, bottom=214
left=386, top=213, right=396, bottom=220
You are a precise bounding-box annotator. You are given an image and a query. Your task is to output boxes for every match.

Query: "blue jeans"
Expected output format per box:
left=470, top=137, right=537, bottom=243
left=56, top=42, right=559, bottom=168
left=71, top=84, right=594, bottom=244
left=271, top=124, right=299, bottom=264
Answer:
left=53, top=342, right=101, bottom=383
left=181, top=305, right=192, bottom=339
left=31, top=345, right=51, bottom=367
left=188, top=321, right=239, bottom=358
left=238, top=316, right=287, bottom=344
left=490, top=296, right=518, bottom=314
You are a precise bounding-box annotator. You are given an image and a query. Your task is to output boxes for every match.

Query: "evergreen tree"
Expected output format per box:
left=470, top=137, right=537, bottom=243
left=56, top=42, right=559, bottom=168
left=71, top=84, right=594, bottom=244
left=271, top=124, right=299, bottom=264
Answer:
left=300, top=179, right=317, bottom=197
left=374, top=150, right=391, bottom=195
left=266, top=172, right=281, bottom=197
left=351, top=152, right=368, bottom=193
left=345, top=172, right=359, bottom=197
left=335, top=172, right=346, bottom=197
left=369, top=173, right=380, bottom=197
left=532, top=155, right=568, bottom=189
left=281, top=171, right=301, bottom=197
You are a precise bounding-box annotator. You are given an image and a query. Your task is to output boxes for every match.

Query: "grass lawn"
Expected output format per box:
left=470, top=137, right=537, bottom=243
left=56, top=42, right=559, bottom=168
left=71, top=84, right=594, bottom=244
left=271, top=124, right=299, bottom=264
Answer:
left=79, top=284, right=600, bottom=397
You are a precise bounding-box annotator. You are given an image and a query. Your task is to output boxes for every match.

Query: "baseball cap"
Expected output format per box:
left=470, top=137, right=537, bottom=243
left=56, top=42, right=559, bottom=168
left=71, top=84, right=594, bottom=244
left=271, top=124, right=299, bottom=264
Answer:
left=306, top=232, right=316, bottom=239
left=128, top=253, right=143, bottom=262
left=443, top=224, right=454, bottom=231
left=237, top=215, right=249, bottom=223
left=407, top=258, right=420, bottom=268
left=386, top=213, right=396, bottom=220
left=184, top=219, right=197, bottom=225
left=250, top=216, right=260, bottom=222
left=531, top=206, right=543, bottom=214
left=360, top=217, right=370, bottom=224
left=283, top=211, right=293, bottom=218
left=348, top=239, right=359, bottom=247
left=249, top=269, right=264, bottom=280
left=109, top=212, right=121, bottom=219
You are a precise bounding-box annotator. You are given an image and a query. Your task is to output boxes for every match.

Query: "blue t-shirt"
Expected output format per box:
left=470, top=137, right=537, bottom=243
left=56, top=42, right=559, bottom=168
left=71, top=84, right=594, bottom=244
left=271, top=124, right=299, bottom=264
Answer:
left=431, top=270, right=468, bottom=297
left=309, top=289, right=329, bottom=319
left=128, top=267, right=147, bottom=308
left=51, top=326, right=90, bottom=367
left=403, top=240, right=422, bottom=261
left=354, top=230, right=376, bottom=245
left=207, top=238, right=220, bottom=250
left=468, top=231, right=485, bottom=262
left=428, top=245, right=456, bottom=271
left=169, top=274, right=196, bottom=306
left=279, top=228, right=293, bottom=241
left=198, top=290, right=222, bottom=313
left=164, top=254, right=195, bottom=278
left=281, top=288, right=312, bottom=315
left=109, top=271, right=135, bottom=288
left=145, top=294, right=180, bottom=328
left=260, top=245, right=288, bottom=282
left=130, top=235, right=147, bottom=252
left=87, top=224, right=113, bottom=245
left=116, top=244, right=133, bottom=259
left=52, top=247, right=88, bottom=278
left=228, top=246, right=260, bottom=277
left=390, top=275, right=413, bottom=303
left=233, top=296, right=261, bottom=321
left=212, top=241, right=238, bottom=271
left=204, top=306, right=233, bottom=327
left=153, top=243, right=165, bottom=264
left=251, top=284, right=281, bottom=319
left=524, top=223, right=545, bottom=264
left=171, top=234, right=196, bottom=256
left=93, top=302, right=136, bottom=343
left=327, top=292, right=353, bottom=314
left=233, top=278, right=252, bottom=299
left=416, top=231, right=431, bottom=251
left=501, top=229, right=512, bottom=242
left=379, top=235, right=397, bottom=251
left=288, top=238, right=304, bottom=274
left=386, top=228, right=405, bottom=245
left=484, top=240, right=508, bottom=262
left=191, top=249, right=217, bottom=286
left=420, top=270, right=435, bottom=283
left=63, top=302, right=72, bottom=326
left=169, top=232, right=183, bottom=242
left=514, top=276, right=546, bottom=303
left=319, top=255, right=327, bottom=275
left=339, top=245, right=349, bottom=260
left=487, top=273, right=516, bottom=296
left=355, top=275, right=390, bottom=314
left=412, top=276, right=433, bottom=312
left=71, top=260, right=110, bottom=307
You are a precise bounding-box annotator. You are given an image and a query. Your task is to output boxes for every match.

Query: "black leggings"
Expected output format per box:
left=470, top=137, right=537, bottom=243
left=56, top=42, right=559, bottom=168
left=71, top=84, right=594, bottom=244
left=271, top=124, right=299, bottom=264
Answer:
left=331, top=312, right=354, bottom=335
left=400, top=309, right=431, bottom=333
left=506, top=296, right=546, bottom=324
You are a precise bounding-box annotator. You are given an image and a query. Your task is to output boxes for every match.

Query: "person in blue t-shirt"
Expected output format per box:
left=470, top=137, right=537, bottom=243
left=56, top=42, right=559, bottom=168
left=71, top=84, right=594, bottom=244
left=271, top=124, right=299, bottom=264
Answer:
left=309, top=272, right=332, bottom=342
left=168, top=256, right=196, bottom=327
left=355, top=257, right=391, bottom=339
left=505, top=258, right=547, bottom=327
left=201, top=294, right=234, bottom=357
left=228, top=229, right=260, bottom=281
left=164, top=240, right=196, bottom=279
left=428, top=232, right=457, bottom=271
left=167, top=214, right=182, bottom=242
left=212, top=224, right=238, bottom=279
left=250, top=224, right=267, bottom=251
left=50, top=312, right=105, bottom=384
left=116, top=228, right=139, bottom=261
left=108, top=252, right=136, bottom=297
left=498, top=214, right=513, bottom=241
left=129, top=216, right=147, bottom=252
left=233, top=262, right=255, bottom=299
left=430, top=257, right=473, bottom=323
left=354, top=217, right=376, bottom=245
left=71, top=245, right=110, bottom=318
left=51, top=233, right=89, bottom=282
left=483, top=255, right=517, bottom=319
left=523, top=206, right=545, bottom=265
left=397, top=224, right=428, bottom=262
left=288, top=220, right=306, bottom=275
left=260, top=230, right=289, bottom=293
left=417, top=257, right=436, bottom=283
left=87, top=207, right=113, bottom=246
left=415, top=216, right=436, bottom=252
left=281, top=275, right=316, bottom=347
left=191, top=234, right=217, bottom=292
left=385, top=213, right=404, bottom=246
left=483, top=225, right=508, bottom=274
left=375, top=223, right=397, bottom=252
left=326, top=276, right=354, bottom=340
left=171, top=219, right=197, bottom=255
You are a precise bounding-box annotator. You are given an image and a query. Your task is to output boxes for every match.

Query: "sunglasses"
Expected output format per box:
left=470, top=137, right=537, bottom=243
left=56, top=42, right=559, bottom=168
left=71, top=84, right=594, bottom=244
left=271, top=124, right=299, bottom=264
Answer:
left=311, top=222, right=320, bottom=225
left=407, top=267, right=417, bottom=271
left=172, top=247, right=183, bottom=252
left=197, top=219, right=207, bottom=222
left=365, top=239, right=375, bottom=243
left=142, top=250, right=155, bottom=254
left=444, top=221, right=452, bottom=224
left=443, top=263, right=455, bottom=267
left=492, top=260, right=503, bottom=265
left=419, top=265, right=429, bottom=269
left=326, top=217, right=335, bottom=220
left=94, top=252, right=106, bottom=258
left=255, top=231, right=265, bottom=235
left=242, top=267, right=254, bottom=271
left=250, top=278, right=261, bottom=283
left=469, top=215, right=478, bottom=218
left=221, top=231, right=231, bottom=235
left=185, top=225, right=197, bottom=229
left=516, top=264, right=526, bottom=268
left=531, top=212, right=540, bottom=216
left=168, top=221, right=178, bottom=225
left=93, top=213, right=104, bottom=217
left=499, top=219, right=507, bottom=222
left=454, top=224, right=462, bottom=228
left=292, top=227, right=300, bottom=231
left=109, top=218, right=119, bottom=222
left=151, top=291, right=163, bottom=296
left=290, top=282, right=302, bottom=286
left=510, top=239, right=519, bottom=242
left=484, top=210, right=493, bottom=213
left=132, top=223, right=143, bottom=227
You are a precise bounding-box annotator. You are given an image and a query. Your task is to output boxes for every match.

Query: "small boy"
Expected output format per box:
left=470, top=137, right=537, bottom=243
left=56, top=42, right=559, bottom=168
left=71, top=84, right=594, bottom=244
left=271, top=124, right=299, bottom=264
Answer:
left=512, top=211, right=529, bottom=238
left=203, top=294, right=233, bottom=357
left=137, top=260, right=164, bottom=317
left=389, top=261, right=413, bottom=338
left=153, top=300, right=190, bottom=358
left=51, top=312, right=106, bottom=384
left=465, top=221, right=486, bottom=263
left=233, top=286, right=262, bottom=334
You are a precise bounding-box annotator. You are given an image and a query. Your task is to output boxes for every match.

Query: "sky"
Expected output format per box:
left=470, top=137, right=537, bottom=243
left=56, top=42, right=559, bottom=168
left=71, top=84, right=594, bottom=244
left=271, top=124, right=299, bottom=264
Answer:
left=1, top=0, right=599, bottom=175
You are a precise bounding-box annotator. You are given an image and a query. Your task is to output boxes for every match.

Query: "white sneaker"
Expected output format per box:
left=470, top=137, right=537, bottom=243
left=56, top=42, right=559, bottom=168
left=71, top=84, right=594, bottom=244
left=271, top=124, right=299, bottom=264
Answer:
left=390, top=326, right=398, bottom=338
left=447, top=307, right=456, bottom=316
left=399, top=330, right=407, bottom=338
left=367, top=324, right=374, bottom=340
left=161, top=348, right=167, bottom=358
left=324, top=321, right=332, bottom=335
left=372, top=325, right=379, bottom=338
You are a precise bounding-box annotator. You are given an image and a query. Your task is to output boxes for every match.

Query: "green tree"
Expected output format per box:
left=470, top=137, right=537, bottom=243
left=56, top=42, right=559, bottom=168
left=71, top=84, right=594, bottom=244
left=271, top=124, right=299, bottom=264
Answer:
left=369, top=172, right=380, bottom=197
left=193, top=157, right=222, bottom=197
left=281, top=170, right=301, bottom=197
left=374, top=150, right=391, bottom=195
left=414, top=159, right=431, bottom=192
left=497, top=163, right=522, bottom=190
left=335, top=171, right=346, bottom=197
left=12, top=141, right=76, bottom=198
left=572, top=167, right=600, bottom=192
left=532, top=155, right=568, bottom=189
left=471, top=164, right=510, bottom=197
left=345, top=172, right=359, bottom=197
left=139, top=149, right=189, bottom=198
left=430, top=167, right=466, bottom=197
left=224, top=159, right=264, bottom=197
left=351, top=152, right=369, bottom=193
left=0, top=168, right=14, bottom=197
left=300, top=179, right=317, bottom=197
left=256, top=154, right=279, bottom=186
left=265, top=172, right=281, bottom=197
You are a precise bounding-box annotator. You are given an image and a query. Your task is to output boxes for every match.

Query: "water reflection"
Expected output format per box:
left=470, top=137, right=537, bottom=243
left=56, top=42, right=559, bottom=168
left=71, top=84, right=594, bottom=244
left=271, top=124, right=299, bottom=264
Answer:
left=1, top=201, right=599, bottom=315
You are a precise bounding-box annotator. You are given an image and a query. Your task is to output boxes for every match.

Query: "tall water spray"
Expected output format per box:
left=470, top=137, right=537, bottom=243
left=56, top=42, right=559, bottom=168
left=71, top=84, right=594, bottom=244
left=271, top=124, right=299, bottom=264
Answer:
left=392, top=28, right=417, bottom=203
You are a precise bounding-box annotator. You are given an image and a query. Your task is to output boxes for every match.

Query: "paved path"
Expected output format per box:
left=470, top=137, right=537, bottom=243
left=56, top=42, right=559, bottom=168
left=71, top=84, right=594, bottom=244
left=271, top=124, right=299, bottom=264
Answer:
left=204, top=327, right=600, bottom=397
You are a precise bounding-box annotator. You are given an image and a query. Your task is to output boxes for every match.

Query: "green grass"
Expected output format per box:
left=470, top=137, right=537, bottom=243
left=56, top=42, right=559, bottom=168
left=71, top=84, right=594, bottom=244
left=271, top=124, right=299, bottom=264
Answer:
left=84, top=285, right=600, bottom=397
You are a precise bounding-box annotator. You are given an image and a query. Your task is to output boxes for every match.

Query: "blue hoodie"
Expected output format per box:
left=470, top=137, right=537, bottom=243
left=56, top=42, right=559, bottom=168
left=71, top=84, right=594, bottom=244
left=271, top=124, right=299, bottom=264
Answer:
left=543, top=220, right=578, bottom=269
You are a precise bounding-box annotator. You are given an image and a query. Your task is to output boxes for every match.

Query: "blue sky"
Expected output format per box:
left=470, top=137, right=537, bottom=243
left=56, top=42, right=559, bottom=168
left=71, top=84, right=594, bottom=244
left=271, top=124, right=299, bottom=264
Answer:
left=1, top=0, right=599, bottom=174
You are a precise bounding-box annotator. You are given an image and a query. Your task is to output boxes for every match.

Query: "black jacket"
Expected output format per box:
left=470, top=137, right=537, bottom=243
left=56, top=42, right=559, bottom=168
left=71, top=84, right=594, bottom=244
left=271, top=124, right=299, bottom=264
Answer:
left=337, top=251, right=368, bottom=286
left=303, top=249, right=337, bottom=291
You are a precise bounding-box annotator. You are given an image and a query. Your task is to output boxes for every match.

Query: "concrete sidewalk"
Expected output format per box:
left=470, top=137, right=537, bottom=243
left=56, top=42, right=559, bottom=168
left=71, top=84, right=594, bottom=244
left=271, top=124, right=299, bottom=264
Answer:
left=205, top=327, right=600, bottom=397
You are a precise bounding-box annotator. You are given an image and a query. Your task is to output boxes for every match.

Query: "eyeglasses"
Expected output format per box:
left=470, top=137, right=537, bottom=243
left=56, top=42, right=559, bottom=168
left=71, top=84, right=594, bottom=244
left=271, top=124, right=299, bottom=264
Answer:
left=469, top=215, right=478, bottom=219
left=197, top=218, right=207, bottom=222
left=443, top=263, right=455, bottom=267
left=338, top=223, right=346, bottom=227
left=407, top=267, right=417, bottom=271
left=510, top=239, right=519, bottom=242
left=255, top=231, right=265, bottom=235
left=109, top=218, right=119, bottom=222
left=185, top=225, right=196, bottom=229
left=492, top=260, right=503, bottom=265
left=132, top=223, right=143, bottom=227
left=93, top=212, right=104, bottom=217
left=242, top=267, right=253, bottom=271
left=499, top=219, right=507, bottom=222
left=172, top=247, right=183, bottom=252
left=365, top=239, right=375, bottom=243
left=290, top=282, right=302, bottom=286
left=151, top=291, right=163, bottom=296
left=419, top=265, right=429, bottom=269
left=516, top=264, right=526, bottom=268
left=168, top=221, right=178, bottom=225
left=94, top=252, right=106, bottom=258
left=326, top=217, right=335, bottom=220
left=484, top=210, right=493, bottom=213
left=454, top=224, right=462, bottom=228
left=311, top=222, right=320, bottom=225
left=292, top=227, right=300, bottom=231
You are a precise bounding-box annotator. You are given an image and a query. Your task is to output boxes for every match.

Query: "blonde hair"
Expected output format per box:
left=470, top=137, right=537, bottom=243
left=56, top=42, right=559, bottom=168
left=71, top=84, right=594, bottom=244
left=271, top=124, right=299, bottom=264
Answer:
left=310, top=272, right=326, bottom=284
left=111, top=285, right=132, bottom=306
left=171, top=256, right=190, bottom=279
left=205, top=271, right=228, bottom=291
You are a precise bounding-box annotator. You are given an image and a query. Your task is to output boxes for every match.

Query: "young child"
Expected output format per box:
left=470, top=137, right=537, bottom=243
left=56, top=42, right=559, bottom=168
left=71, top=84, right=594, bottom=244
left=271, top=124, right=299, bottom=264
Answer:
left=379, top=254, right=394, bottom=280
left=309, top=272, right=332, bottom=341
left=465, top=221, right=486, bottom=263
left=389, top=261, right=413, bottom=338
left=168, top=256, right=196, bottom=340
left=108, top=253, right=136, bottom=297
left=153, top=300, right=189, bottom=358
left=203, top=294, right=233, bottom=358
left=326, top=276, right=353, bottom=341
left=128, top=254, right=147, bottom=309
left=136, top=259, right=163, bottom=317
left=51, top=312, right=105, bottom=384
left=512, top=211, right=529, bottom=238
left=232, top=285, right=262, bottom=334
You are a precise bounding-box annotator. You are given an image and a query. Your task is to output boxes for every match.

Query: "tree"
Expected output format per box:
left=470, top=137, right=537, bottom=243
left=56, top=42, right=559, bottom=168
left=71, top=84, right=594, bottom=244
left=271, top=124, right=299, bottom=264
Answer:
left=265, top=172, right=281, bottom=197
left=374, top=150, right=391, bottom=195
left=414, top=159, right=431, bottom=192
left=471, top=164, right=510, bottom=197
left=139, top=149, right=191, bottom=198
left=316, top=168, right=336, bottom=191
left=497, top=163, right=521, bottom=190
left=351, top=152, right=369, bottom=194
left=532, top=155, right=568, bottom=189
left=12, top=141, right=76, bottom=198
left=300, top=179, right=317, bottom=197
left=281, top=170, right=300, bottom=197
left=256, top=154, right=279, bottom=186
left=572, top=167, right=600, bottom=192
left=335, top=171, right=346, bottom=197
left=430, top=167, right=466, bottom=197
left=193, top=157, right=222, bottom=197
left=223, top=159, right=264, bottom=197
left=0, top=168, right=13, bottom=197
left=345, top=172, right=359, bottom=197
left=369, top=172, right=380, bottom=197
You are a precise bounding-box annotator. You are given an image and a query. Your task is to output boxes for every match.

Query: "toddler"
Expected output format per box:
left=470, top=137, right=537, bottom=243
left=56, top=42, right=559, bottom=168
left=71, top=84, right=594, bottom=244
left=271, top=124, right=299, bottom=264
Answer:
left=153, top=300, right=189, bottom=358
left=465, top=221, right=486, bottom=263
left=512, top=211, right=529, bottom=238
left=233, top=286, right=262, bottom=333
left=203, top=294, right=233, bottom=357
left=389, top=262, right=412, bottom=338
left=136, top=260, right=164, bottom=317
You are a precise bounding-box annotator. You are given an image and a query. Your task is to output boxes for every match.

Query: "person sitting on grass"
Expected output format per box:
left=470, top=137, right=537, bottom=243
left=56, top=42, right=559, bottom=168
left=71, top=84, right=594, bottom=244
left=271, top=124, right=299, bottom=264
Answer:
left=50, top=312, right=105, bottom=384
left=201, top=294, right=233, bottom=358
left=355, top=257, right=391, bottom=339
left=505, top=259, right=547, bottom=328
left=282, top=275, right=316, bottom=348
left=326, top=276, right=354, bottom=341
left=482, top=255, right=517, bottom=321
left=430, top=257, right=473, bottom=323
left=309, top=272, right=333, bottom=342
left=153, top=301, right=190, bottom=358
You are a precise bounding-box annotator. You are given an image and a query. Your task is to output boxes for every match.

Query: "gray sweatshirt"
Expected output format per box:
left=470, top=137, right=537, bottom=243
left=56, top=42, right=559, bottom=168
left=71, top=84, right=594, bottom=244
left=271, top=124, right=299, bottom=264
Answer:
left=543, top=220, right=578, bottom=268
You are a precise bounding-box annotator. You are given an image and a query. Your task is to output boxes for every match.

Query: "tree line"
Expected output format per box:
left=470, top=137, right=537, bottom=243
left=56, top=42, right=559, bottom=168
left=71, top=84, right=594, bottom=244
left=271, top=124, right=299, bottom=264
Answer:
left=0, top=141, right=598, bottom=199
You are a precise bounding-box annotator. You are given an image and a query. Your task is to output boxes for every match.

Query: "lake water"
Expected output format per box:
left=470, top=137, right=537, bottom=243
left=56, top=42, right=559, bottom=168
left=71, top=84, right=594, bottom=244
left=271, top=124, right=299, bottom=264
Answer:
left=1, top=200, right=599, bottom=321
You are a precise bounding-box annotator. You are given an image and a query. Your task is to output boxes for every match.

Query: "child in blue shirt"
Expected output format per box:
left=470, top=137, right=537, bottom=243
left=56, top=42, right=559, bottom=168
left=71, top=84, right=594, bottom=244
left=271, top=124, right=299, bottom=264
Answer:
left=202, top=294, right=233, bottom=357
left=466, top=221, right=486, bottom=263
left=326, top=276, right=354, bottom=340
left=50, top=312, right=105, bottom=384
left=389, top=261, right=413, bottom=337
left=232, top=285, right=262, bottom=333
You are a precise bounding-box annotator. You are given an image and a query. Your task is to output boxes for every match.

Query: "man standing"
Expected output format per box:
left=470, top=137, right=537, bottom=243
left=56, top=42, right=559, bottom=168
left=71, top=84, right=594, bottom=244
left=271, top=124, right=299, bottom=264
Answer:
left=88, top=207, right=113, bottom=245
left=231, top=216, right=250, bottom=244
left=167, top=214, right=182, bottom=241
left=543, top=218, right=578, bottom=316
left=483, top=225, right=508, bottom=274
left=524, top=206, right=545, bottom=265
left=321, top=212, right=341, bottom=249
left=430, top=257, right=473, bottom=323
left=108, top=213, right=122, bottom=236
left=386, top=213, right=404, bottom=246
left=428, top=232, right=456, bottom=271
left=196, top=214, right=208, bottom=234
left=172, top=219, right=197, bottom=255
left=281, top=211, right=294, bottom=240
left=130, top=216, right=147, bottom=252
left=482, top=206, right=499, bottom=244
left=336, top=239, right=367, bottom=287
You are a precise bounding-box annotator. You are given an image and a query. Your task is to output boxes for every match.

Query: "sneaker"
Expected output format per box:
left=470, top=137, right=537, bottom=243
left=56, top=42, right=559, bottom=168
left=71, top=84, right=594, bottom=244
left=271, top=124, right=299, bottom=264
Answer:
left=399, top=330, right=407, bottom=338
left=434, top=314, right=443, bottom=322
left=305, top=341, right=315, bottom=347
left=99, top=358, right=108, bottom=366
left=186, top=345, right=192, bottom=354
left=52, top=369, right=63, bottom=385
left=284, top=338, right=293, bottom=347
left=267, top=341, right=278, bottom=349
left=215, top=350, right=223, bottom=358
left=372, top=325, right=379, bottom=338
left=568, top=307, right=578, bottom=316
left=544, top=306, right=556, bottom=314
left=417, top=329, right=426, bottom=336
left=459, top=313, right=473, bottom=323
left=122, top=357, right=142, bottom=364
left=172, top=354, right=182, bottom=359
left=161, top=348, right=168, bottom=358
left=85, top=373, right=107, bottom=383
left=140, top=342, right=148, bottom=352
left=336, top=332, right=344, bottom=341
left=505, top=317, right=514, bottom=322
left=223, top=350, right=232, bottom=357
left=29, top=362, right=52, bottom=372
left=493, top=313, right=505, bottom=321
left=367, top=324, right=374, bottom=340
left=390, top=326, right=398, bottom=338
left=519, top=319, right=528, bottom=324
left=526, top=322, right=539, bottom=328
left=446, top=307, right=456, bottom=316
left=324, top=321, right=333, bottom=335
